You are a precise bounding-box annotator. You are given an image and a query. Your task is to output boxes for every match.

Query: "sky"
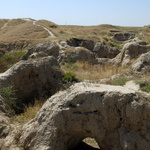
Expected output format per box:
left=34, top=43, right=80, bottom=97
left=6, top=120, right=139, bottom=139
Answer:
left=0, top=0, right=150, bottom=26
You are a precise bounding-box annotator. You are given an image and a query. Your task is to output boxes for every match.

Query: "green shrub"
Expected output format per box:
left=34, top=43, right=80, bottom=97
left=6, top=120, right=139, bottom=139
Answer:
left=62, top=72, right=77, bottom=89
left=133, top=79, right=150, bottom=93
left=62, top=72, right=77, bottom=83
left=140, top=85, right=150, bottom=93
left=111, top=77, right=129, bottom=86
left=0, top=85, right=16, bottom=116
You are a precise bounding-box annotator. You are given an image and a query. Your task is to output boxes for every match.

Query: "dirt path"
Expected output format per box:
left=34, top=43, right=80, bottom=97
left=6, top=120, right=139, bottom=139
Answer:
left=33, top=20, right=55, bottom=37
left=0, top=19, right=11, bottom=29
left=22, top=18, right=56, bottom=38
left=1, top=18, right=56, bottom=41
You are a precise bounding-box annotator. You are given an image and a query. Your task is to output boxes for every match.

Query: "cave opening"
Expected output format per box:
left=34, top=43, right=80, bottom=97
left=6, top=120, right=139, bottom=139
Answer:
left=72, top=138, right=100, bottom=150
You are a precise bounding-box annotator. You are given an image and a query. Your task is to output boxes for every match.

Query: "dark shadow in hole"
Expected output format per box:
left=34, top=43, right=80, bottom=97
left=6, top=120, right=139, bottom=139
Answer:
left=72, top=141, right=101, bottom=150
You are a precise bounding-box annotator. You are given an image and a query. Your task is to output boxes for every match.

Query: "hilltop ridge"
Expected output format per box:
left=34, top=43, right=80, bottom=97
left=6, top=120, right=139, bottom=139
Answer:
left=0, top=18, right=150, bottom=52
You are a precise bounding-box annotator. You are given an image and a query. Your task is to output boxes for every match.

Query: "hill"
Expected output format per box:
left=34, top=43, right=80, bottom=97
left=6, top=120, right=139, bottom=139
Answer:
left=0, top=18, right=150, bottom=150
left=0, top=18, right=150, bottom=52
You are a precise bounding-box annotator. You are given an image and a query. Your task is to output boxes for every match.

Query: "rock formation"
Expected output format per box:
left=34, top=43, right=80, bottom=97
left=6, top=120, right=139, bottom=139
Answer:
left=67, top=38, right=95, bottom=51
left=0, top=113, right=12, bottom=146
left=65, top=47, right=96, bottom=64
left=93, top=42, right=120, bottom=59
left=0, top=56, right=63, bottom=108
left=0, top=19, right=150, bottom=150
left=112, top=33, right=135, bottom=41
left=113, top=41, right=150, bottom=66
left=0, top=96, right=16, bottom=150
left=124, top=37, right=147, bottom=45
left=132, top=51, right=150, bottom=71
left=18, top=82, right=150, bottom=150
left=0, top=96, right=10, bottom=113
left=21, top=43, right=60, bottom=60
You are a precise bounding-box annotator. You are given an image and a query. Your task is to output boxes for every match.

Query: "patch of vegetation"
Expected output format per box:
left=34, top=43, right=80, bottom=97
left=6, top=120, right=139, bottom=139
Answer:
left=0, top=85, right=16, bottom=116
left=134, top=79, right=146, bottom=85
left=63, top=72, right=77, bottom=83
left=106, top=38, right=122, bottom=49
left=0, top=50, right=26, bottom=73
left=103, top=37, right=109, bottom=41
left=102, top=36, right=122, bottom=49
left=140, top=84, right=150, bottom=93
left=61, top=71, right=78, bottom=89
left=61, top=62, right=126, bottom=81
left=108, top=41, right=122, bottom=49
left=111, top=77, right=129, bottom=86
left=133, top=79, right=150, bottom=93
left=14, top=100, right=44, bottom=125
left=64, top=62, right=78, bottom=70
left=111, top=77, right=150, bottom=93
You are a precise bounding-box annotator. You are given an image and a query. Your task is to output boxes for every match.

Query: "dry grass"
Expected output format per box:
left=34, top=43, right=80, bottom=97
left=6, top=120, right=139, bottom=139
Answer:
left=0, top=19, right=150, bottom=51
left=0, top=19, right=9, bottom=28
left=6, top=19, right=27, bottom=26
left=0, top=50, right=26, bottom=73
left=13, top=100, right=44, bottom=125
left=61, top=62, right=126, bottom=81
left=0, top=21, right=49, bottom=41
left=36, top=19, right=58, bottom=28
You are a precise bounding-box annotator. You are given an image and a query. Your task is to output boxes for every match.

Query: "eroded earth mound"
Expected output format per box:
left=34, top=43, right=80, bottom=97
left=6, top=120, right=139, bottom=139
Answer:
left=0, top=56, right=63, bottom=109
left=16, top=83, right=150, bottom=150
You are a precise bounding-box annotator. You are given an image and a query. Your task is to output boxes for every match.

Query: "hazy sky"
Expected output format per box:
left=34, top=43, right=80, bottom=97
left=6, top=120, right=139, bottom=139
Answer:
left=0, top=0, right=150, bottom=26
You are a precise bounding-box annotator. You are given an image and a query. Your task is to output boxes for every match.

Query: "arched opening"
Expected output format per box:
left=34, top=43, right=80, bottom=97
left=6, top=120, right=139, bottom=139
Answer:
left=72, top=138, right=101, bottom=150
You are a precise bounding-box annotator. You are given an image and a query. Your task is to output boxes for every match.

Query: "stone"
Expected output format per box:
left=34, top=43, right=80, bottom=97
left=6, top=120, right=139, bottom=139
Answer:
left=0, top=56, right=63, bottom=109
left=123, top=42, right=150, bottom=57
left=0, top=112, right=21, bottom=150
left=59, top=41, right=70, bottom=48
left=0, top=95, right=10, bottom=113
left=18, top=82, right=150, bottom=150
left=21, top=48, right=33, bottom=60
left=112, top=33, right=135, bottom=41
left=124, top=37, right=147, bottom=45
left=28, top=51, right=48, bottom=59
left=21, top=43, right=60, bottom=60
left=34, top=43, right=59, bottom=57
left=132, top=51, right=150, bottom=71
left=0, top=90, right=15, bottom=149
left=113, top=41, right=150, bottom=66
left=95, top=58, right=112, bottom=65
left=0, top=113, right=11, bottom=139
left=67, top=38, right=95, bottom=51
left=65, top=47, right=96, bottom=64
left=93, top=42, right=120, bottom=58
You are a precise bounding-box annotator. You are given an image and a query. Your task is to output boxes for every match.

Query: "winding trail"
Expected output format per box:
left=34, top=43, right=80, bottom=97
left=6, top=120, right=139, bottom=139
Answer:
left=33, top=21, right=55, bottom=38
left=22, top=18, right=56, bottom=38
left=0, top=19, right=11, bottom=29
left=0, top=18, right=56, bottom=39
